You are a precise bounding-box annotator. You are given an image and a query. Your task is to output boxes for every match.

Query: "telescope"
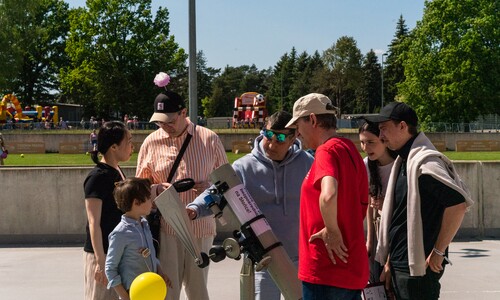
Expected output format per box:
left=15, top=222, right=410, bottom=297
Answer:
left=202, top=164, right=302, bottom=300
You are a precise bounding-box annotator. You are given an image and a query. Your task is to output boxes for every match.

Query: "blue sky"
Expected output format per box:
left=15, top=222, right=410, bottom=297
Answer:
left=68, top=0, right=426, bottom=70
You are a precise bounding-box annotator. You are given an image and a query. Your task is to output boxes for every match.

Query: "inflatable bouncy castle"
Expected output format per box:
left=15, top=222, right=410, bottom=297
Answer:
left=232, top=92, right=268, bottom=128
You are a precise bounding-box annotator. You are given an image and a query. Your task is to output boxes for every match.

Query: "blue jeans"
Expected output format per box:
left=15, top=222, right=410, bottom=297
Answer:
left=302, top=281, right=362, bottom=300
left=255, top=269, right=281, bottom=300
left=255, top=258, right=298, bottom=300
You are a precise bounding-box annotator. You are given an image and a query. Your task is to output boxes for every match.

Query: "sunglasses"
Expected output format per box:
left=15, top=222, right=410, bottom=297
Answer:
left=262, top=129, right=292, bottom=143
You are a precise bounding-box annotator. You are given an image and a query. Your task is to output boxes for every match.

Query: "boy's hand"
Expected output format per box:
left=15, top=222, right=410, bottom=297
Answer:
left=157, top=267, right=173, bottom=289
left=159, top=272, right=172, bottom=288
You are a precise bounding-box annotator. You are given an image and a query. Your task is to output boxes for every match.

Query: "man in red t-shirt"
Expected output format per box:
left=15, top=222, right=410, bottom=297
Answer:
left=286, top=93, right=369, bottom=299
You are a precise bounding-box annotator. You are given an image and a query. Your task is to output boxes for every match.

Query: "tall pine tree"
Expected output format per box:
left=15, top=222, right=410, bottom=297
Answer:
left=384, top=15, right=409, bottom=103
left=358, top=50, right=382, bottom=114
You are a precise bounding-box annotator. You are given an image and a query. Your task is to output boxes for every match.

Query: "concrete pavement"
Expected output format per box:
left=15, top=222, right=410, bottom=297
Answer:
left=0, top=239, right=499, bottom=299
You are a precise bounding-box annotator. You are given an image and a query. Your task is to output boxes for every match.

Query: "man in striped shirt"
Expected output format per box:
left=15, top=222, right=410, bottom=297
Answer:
left=136, top=91, right=228, bottom=300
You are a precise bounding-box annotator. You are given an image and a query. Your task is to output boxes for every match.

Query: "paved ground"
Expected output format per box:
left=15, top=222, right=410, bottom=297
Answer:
left=0, top=239, right=499, bottom=299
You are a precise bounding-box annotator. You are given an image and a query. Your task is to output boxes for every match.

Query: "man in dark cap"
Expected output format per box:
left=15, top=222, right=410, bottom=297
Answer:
left=136, top=91, right=228, bottom=300
left=365, top=102, right=473, bottom=300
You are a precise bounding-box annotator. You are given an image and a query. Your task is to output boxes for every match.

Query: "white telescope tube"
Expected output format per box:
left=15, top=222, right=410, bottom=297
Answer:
left=210, top=164, right=302, bottom=300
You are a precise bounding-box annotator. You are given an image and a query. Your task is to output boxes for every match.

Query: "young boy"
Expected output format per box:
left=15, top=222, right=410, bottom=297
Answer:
left=105, top=177, right=171, bottom=300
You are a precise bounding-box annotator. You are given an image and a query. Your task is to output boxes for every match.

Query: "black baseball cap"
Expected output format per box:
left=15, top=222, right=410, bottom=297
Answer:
left=363, top=102, right=418, bottom=126
left=149, top=91, right=186, bottom=123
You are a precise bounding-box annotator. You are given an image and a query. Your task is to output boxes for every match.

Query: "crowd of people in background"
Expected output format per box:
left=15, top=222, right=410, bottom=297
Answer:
left=0, top=115, right=142, bottom=131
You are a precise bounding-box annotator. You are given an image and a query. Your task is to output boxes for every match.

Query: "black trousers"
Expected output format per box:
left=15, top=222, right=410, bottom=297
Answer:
left=391, top=266, right=444, bottom=300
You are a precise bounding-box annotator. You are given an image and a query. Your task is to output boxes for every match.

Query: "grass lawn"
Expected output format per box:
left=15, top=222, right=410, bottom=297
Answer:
left=2, top=151, right=499, bottom=167
left=1, top=151, right=248, bottom=166
left=440, top=151, right=500, bottom=161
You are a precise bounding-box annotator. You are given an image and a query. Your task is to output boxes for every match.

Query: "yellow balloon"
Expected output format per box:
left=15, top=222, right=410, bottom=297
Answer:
left=130, top=272, right=167, bottom=300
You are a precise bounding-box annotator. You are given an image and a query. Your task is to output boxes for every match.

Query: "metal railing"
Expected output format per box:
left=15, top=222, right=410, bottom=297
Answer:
left=2, top=120, right=499, bottom=133
left=425, top=122, right=500, bottom=133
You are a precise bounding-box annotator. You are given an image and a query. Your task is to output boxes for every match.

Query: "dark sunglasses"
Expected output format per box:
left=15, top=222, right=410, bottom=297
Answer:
left=262, top=129, right=292, bottom=143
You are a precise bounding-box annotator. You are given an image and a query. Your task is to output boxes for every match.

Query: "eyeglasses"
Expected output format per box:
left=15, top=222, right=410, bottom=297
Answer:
left=155, top=113, right=180, bottom=127
left=262, top=129, right=292, bottom=143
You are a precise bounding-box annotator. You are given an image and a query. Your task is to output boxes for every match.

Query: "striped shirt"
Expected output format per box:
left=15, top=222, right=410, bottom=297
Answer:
left=136, top=119, right=228, bottom=237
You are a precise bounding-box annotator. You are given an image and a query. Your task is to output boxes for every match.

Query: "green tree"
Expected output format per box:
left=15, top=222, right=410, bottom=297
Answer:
left=238, top=65, right=269, bottom=95
left=0, top=0, right=70, bottom=104
left=0, top=0, right=34, bottom=94
left=266, top=48, right=329, bottom=113
left=384, top=15, right=409, bottom=104
left=196, top=50, right=220, bottom=117
left=307, top=50, right=327, bottom=93
left=287, top=51, right=318, bottom=107
left=203, top=65, right=269, bottom=118
left=267, top=48, right=298, bottom=113
left=61, top=0, right=187, bottom=120
left=399, top=0, right=499, bottom=126
left=358, top=50, right=382, bottom=114
left=267, top=56, right=287, bottom=113
left=322, top=36, right=363, bottom=115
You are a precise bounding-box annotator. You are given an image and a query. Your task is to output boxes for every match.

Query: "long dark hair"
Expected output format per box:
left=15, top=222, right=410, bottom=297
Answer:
left=91, top=121, right=127, bottom=164
left=359, top=121, right=398, bottom=198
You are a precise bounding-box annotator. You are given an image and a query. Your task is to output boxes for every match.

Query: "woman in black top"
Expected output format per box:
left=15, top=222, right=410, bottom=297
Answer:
left=83, top=121, right=134, bottom=300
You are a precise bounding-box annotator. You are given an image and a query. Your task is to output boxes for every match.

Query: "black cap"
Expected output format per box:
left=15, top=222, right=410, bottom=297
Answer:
left=149, top=91, right=186, bottom=123
left=364, top=102, right=418, bottom=126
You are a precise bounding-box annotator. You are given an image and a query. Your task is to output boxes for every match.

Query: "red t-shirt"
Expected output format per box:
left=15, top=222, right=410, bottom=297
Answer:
left=298, top=137, right=369, bottom=289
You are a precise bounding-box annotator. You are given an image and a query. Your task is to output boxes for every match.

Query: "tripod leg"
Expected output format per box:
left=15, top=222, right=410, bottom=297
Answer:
left=240, top=257, right=255, bottom=300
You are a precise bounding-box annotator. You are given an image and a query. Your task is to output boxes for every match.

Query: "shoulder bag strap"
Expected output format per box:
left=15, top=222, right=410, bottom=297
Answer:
left=166, top=125, right=195, bottom=183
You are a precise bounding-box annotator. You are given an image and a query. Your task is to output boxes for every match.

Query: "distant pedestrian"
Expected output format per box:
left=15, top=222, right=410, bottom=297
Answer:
left=90, top=116, right=96, bottom=129
left=90, top=130, right=98, bottom=151
left=0, top=133, right=8, bottom=166
left=60, top=117, right=68, bottom=130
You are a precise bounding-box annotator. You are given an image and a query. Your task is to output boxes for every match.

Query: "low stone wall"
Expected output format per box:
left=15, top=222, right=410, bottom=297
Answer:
left=0, top=162, right=499, bottom=244
left=1, top=132, right=500, bottom=152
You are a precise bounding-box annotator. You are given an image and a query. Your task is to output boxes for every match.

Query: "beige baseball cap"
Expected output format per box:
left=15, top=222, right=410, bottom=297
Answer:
left=285, top=93, right=337, bottom=128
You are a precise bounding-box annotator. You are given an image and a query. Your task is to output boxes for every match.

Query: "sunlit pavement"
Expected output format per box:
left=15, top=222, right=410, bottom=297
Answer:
left=0, top=240, right=499, bottom=299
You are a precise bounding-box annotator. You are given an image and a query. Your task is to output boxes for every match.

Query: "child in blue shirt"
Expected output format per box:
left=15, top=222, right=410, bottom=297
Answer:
left=105, top=177, right=171, bottom=299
